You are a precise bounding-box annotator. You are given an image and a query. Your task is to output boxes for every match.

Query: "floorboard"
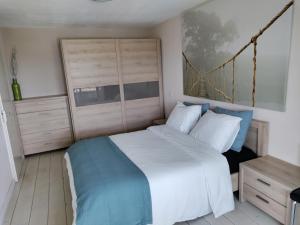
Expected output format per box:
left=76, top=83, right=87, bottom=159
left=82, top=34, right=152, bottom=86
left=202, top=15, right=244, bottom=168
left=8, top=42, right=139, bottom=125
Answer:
left=62, top=153, right=73, bottom=225
left=48, top=151, right=67, bottom=225
left=236, top=200, right=280, bottom=225
left=224, top=207, right=257, bottom=225
left=10, top=156, right=39, bottom=225
left=188, top=217, right=210, bottom=225
left=3, top=160, right=27, bottom=225
left=4, top=150, right=284, bottom=225
left=204, top=214, right=232, bottom=225
left=29, top=154, right=50, bottom=225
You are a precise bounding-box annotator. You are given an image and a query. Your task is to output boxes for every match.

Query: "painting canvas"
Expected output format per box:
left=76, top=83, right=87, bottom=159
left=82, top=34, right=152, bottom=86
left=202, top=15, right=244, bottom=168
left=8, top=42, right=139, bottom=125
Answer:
left=182, top=0, right=294, bottom=111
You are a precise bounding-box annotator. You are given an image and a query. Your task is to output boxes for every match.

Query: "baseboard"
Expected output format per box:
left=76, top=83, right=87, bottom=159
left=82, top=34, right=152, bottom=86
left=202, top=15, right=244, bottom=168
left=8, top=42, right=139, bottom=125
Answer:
left=0, top=180, right=15, bottom=225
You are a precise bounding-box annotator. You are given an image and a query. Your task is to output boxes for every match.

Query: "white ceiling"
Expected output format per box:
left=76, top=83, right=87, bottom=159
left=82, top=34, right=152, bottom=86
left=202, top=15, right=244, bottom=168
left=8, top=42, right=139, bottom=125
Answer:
left=0, top=0, right=208, bottom=28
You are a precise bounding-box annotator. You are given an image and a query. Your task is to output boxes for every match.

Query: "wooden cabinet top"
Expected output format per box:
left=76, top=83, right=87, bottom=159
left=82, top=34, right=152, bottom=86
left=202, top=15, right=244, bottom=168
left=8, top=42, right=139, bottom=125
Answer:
left=241, top=155, right=300, bottom=191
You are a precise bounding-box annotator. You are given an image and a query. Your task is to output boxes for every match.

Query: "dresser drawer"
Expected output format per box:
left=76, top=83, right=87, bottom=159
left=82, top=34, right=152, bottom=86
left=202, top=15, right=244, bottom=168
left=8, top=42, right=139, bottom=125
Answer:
left=244, top=167, right=289, bottom=206
left=23, top=137, right=73, bottom=155
left=21, top=128, right=72, bottom=145
left=15, top=96, right=68, bottom=114
left=18, top=109, right=70, bottom=135
left=243, top=184, right=286, bottom=224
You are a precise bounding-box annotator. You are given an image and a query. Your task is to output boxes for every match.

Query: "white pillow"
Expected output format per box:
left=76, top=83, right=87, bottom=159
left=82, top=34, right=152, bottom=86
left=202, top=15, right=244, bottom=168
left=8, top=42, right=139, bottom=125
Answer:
left=189, top=110, right=241, bottom=153
left=166, top=102, right=202, bottom=134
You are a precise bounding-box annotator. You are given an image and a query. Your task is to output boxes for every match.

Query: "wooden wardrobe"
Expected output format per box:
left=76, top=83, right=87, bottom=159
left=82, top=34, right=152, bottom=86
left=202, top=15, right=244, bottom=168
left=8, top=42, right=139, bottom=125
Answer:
left=61, top=39, right=164, bottom=140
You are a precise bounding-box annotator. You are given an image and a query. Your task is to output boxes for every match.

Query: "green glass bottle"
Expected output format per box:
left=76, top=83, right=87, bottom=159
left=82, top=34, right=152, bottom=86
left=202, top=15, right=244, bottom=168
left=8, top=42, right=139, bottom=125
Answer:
left=12, top=78, right=22, bottom=101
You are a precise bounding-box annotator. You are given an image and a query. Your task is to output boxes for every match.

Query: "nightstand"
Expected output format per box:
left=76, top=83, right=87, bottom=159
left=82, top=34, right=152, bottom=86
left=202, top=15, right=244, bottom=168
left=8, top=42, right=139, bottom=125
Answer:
left=152, top=119, right=166, bottom=126
left=239, top=156, right=300, bottom=225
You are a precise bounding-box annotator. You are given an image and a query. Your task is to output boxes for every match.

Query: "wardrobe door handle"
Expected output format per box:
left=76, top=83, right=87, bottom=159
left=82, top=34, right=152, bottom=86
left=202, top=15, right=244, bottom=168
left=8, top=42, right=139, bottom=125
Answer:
left=257, top=178, right=271, bottom=187
left=256, top=195, right=269, bottom=204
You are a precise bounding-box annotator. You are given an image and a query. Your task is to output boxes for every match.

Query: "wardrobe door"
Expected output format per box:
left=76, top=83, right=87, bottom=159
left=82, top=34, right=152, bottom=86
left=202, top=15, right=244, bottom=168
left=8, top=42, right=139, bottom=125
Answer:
left=61, top=39, right=124, bottom=140
left=118, top=39, right=164, bottom=131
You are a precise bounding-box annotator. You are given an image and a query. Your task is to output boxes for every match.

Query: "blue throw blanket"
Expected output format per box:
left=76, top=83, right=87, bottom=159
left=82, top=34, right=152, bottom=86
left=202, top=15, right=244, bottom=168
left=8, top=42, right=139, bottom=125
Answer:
left=67, top=137, right=152, bottom=225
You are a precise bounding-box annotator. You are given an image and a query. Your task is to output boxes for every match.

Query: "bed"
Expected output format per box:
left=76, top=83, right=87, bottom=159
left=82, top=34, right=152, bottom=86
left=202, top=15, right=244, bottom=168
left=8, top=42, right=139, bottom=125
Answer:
left=65, top=119, right=269, bottom=225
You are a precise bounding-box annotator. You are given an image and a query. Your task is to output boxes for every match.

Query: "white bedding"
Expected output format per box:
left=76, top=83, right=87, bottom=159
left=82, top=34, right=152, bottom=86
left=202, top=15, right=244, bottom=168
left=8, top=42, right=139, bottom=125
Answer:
left=66, top=125, right=234, bottom=225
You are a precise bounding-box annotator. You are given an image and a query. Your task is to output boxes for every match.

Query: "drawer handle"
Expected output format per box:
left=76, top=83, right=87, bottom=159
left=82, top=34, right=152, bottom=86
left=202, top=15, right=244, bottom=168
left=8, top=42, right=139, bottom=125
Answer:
left=256, top=195, right=269, bottom=204
left=257, top=178, right=271, bottom=187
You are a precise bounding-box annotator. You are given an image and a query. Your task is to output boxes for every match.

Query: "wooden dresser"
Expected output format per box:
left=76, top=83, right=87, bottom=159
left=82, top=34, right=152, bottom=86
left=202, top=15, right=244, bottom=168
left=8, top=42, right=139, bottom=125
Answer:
left=15, top=96, right=74, bottom=155
left=240, top=156, right=300, bottom=225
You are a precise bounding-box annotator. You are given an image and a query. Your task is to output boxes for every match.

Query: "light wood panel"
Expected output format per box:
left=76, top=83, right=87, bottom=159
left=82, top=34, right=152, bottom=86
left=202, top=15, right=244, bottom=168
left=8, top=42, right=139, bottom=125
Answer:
left=119, top=39, right=160, bottom=84
left=3, top=160, right=27, bottom=225
left=62, top=154, right=73, bottom=225
left=243, top=167, right=288, bottom=206
left=61, top=39, right=123, bottom=140
left=48, top=152, right=66, bottom=225
left=15, top=96, right=68, bottom=114
left=205, top=214, right=232, bottom=225
left=244, top=119, right=269, bottom=157
left=74, top=102, right=124, bottom=139
left=62, top=39, right=119, bottom=89
left=23, top=137, right=72, bottom=156
left=243, top=184, right=286, bottom=224
left=15, top=96, right=73, bottom=155
left=10, top=157, right=39, bottom=225
left=225, top=204, right=263, bottom=225
left=125, top=97, right=162, bottom=131
left=118, top=39, right=164, bottom=130
left=22, top=128, right=72, bottom=145
left=29, top=154, right=50, bottom=225
left=61, top=39, right=164, bottom=140
left=18, top=109, right=70, bottom=135
left=241, top=156, right=300, bottom=192
left=240, top=155, right=300, bottom=224
left=236, top=199, right=281, bottom=225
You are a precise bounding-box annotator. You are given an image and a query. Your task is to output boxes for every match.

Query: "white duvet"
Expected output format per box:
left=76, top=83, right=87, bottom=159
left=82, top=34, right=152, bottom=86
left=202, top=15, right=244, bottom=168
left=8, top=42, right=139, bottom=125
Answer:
left=66, top=125, right=234, bottom=225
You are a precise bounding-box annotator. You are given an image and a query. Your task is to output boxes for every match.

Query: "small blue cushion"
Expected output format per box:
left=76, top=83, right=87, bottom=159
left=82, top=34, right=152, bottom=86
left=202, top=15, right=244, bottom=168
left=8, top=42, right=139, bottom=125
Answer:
left=183, top=102, right=210, bottom=115
left=214, top=107, right=253, bottom=152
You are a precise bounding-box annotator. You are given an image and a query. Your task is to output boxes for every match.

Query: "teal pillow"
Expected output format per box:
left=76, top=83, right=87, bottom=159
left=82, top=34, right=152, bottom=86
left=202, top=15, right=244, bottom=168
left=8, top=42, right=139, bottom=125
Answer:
left=214, top=107, right=253, bottom=152
left=183, top=102, right=210, bottom=115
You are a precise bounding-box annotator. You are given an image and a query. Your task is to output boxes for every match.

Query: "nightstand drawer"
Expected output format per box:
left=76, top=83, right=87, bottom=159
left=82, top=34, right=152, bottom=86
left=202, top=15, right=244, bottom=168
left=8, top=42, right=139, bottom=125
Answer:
left=244, top=167, right=288, bottom=206
left=244, top=184, right=286, bottom=224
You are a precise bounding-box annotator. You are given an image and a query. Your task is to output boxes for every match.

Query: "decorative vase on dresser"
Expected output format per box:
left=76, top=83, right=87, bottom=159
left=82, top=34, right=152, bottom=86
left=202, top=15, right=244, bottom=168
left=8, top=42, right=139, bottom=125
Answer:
left=11, top=78, right=22, bottom=101
left=10, top=47, right=22, bottom=101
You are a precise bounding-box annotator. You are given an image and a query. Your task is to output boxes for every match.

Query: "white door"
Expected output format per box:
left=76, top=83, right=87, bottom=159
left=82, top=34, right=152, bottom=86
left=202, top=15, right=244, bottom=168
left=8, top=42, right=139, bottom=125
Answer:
left=0, top=94, right=16, bottom=223
left=0, top=95, right=17, bottom=180
left=0, top=43, right=23, bottom=179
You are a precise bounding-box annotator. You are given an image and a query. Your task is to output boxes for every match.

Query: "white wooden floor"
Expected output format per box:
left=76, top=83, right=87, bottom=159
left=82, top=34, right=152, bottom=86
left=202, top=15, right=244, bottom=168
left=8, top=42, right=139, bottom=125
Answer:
left=4, top=150, right=281, bottom=225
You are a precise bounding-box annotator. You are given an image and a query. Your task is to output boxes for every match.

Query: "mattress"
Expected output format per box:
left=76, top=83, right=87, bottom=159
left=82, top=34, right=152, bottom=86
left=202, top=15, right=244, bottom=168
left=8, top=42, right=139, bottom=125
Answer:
left=223, top=146, right=257, bottom=174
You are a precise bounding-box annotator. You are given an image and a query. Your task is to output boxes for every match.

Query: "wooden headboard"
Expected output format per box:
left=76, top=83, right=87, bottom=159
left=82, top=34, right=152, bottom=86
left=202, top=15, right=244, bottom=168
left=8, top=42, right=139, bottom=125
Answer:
left=244, top=119, right=269, bottom=157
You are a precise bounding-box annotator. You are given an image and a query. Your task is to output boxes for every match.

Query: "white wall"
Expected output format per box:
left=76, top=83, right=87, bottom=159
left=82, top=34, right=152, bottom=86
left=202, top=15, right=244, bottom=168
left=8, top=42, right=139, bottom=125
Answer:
left=1, top=26, right=153, bottom=98
left=0, top=123, right=14, bottom=225
left=153, top=1, right=300, bottom=166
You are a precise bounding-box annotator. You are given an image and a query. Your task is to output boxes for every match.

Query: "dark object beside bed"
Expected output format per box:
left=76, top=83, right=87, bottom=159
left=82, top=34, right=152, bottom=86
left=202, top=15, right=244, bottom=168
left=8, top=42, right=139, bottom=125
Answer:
left=223, top=146, right=257, bottom=174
